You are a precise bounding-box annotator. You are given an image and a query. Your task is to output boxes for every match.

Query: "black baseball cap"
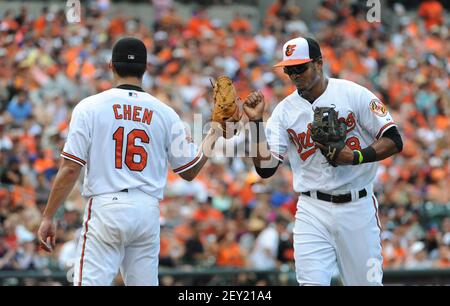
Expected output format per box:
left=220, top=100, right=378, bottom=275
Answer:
left=112, top=37, right=147, bottom=64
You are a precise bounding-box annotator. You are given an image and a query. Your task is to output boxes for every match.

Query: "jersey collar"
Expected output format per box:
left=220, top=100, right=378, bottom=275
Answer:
left=116, top=84, right=145, bottom=92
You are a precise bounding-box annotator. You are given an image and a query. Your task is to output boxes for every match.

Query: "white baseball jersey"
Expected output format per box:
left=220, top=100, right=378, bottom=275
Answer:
left=61, top=87, right=201, bottom=199
left=266, top=78, right=396, bottom=193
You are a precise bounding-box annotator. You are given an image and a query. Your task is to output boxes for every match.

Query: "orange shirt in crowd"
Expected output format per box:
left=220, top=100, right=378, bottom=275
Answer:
left=173, top=222, right=193, bottom=243
left=34, top=157, right=55, bottom=174
left=239, top=184, right=255, bottom=206
left=423, top=36, right=445, bottom=56
left=229, top=17, right=252, bottom=33
left=159, top=235, right=170, bottom=258
left=437, top=258, right=450, bottom=268
left=4, top=235, right=18, bottom=251
left=267, top=1, right=283, bottom=17
left=66, top=59, right=95, bottom=80
left=33, top=15, right=46, bottom=33
left=216, top=242, right=244, bottom=267
left=234, top=35, right=259, bottom=55
left=435, top=115, right=449, bottom=130
left=418, top=0, right=444, bottom=30
left=19, top=133, right=37, bottom=156
left=11, top=185, right=36, bottom=208
left=1, top=18, right=19, bottom=32
left=383, top=246, right=407, bottom=268
left=108, top=17, right=126, bottom=37
left=193, top=207, right=223, bottom=223
left=185, top=16, right=214, bottom=38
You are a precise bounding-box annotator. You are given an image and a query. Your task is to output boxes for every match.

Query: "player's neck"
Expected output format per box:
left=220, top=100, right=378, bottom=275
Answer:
left=299, top=77, right=328, bottom=104
left=114, top=77, right=143, bottom=89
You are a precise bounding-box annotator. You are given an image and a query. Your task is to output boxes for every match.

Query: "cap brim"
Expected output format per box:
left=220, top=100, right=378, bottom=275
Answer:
left=273, top=58, right=313, bottom=68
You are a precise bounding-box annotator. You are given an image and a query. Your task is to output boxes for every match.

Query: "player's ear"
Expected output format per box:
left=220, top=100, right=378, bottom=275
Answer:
left=313, top=58, right=323, bottom=75
left=110, top=61, right=118, bottom=74
left=314, top=57, right=323, bottom=68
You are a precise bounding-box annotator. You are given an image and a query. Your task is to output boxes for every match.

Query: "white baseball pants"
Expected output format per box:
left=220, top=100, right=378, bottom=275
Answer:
left=73, top=188, right=160, bottom=286
left=293, top=191, right=383, bottom=286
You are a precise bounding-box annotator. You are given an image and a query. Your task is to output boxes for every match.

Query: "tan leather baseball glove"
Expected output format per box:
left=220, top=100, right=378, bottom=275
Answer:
left=211, top=76, right=241, bottom=138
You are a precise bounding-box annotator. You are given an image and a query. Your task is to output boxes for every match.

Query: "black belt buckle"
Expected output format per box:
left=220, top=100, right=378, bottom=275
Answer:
left=330, top=194, right=336, bottom=203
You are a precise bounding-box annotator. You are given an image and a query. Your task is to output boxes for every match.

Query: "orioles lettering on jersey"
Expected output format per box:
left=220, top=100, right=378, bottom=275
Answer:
left=287, top=112, right=359, bottom=162
left=287, top=123, right=316, bottom=161
left=112, top=104, right=154, bottom=125
left=337, top=111, right=356, bottom=133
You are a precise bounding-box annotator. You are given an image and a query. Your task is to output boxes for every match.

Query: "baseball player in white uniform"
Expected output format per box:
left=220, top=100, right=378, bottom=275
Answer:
left=37, top=37, right=222, bottom=286
left=243, top=37, right=403, bottom=285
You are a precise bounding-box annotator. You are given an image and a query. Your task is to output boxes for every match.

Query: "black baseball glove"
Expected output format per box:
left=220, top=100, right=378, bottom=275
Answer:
left=310, top=106, right=347, bottom=167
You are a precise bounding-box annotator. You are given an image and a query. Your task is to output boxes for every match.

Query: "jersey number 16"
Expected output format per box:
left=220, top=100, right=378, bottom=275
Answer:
left=113, top=127, right=149, bottom=171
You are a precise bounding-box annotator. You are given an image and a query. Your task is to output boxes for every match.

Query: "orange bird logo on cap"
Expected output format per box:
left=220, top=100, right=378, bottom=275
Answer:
left=285, top=45, right=297, bottom=57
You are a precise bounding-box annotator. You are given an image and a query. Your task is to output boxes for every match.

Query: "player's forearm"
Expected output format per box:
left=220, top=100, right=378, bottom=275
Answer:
left=179, top=127, right=221, bottom=181
left=339, top=127, right=403, bottom=166
left=252, top=141, right=277, bottom=168
left=249, top=120, right=277, bottom=169
left=43, top=162, right=81, bottom=219
left=181, top=155, right=208, bottom=181
left=351, top=136, right=401, bottom=165
left=370, top=137, right=400, bottom=161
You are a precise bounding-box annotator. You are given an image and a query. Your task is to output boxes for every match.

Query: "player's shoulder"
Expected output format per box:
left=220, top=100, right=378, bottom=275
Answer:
left=144, top=93, right=180, bottom=120
left=75, top=89, right=115, bottom=109
left=329, top=78, right=370, bottom=97
left=272, top=90, right=297, bottom=112
left=269, top=89, right=300, bottom=120
left=77, top=88, right=174, bottom=111
left=330, top=78, right=367, bottom=93
left=70, top=91, right=107, bottom=116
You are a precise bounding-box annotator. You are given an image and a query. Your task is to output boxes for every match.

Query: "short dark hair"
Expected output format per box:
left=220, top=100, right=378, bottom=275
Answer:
left=112, top=62, right=146, bottom=78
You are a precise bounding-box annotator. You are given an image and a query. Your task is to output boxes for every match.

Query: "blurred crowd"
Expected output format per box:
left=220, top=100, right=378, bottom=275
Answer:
left=0, top=0, right=449, bottom=285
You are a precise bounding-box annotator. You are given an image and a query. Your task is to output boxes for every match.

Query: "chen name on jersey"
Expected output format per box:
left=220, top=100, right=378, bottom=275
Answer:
left=112, top=104, right=154, bottom=125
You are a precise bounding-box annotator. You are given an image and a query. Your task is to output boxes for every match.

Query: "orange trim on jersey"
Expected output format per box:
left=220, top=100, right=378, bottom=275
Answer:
left=173, top=151, right=203, bottom=173
left=61, top=151, right=86, bottom=166
left=375, top=122, right=395, bottom=139
left=78, top=199, right=93, bottom=286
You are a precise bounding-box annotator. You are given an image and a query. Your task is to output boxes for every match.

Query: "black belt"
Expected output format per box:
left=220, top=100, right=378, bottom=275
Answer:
left=121, top=189, right=128, bottom=192
left=301, top=189, right=367, bottom=204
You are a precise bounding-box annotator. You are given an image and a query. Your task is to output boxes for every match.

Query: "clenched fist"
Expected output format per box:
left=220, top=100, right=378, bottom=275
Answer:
left=243, top=91, right=265, bottom=121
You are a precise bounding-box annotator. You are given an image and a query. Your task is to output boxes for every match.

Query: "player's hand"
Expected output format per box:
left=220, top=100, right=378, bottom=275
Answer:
left=315, top=142, right=354, bottom=165
left=208, top=117, right=238, bottom=138
left=243, top=91, right=265, bottom=121
left=37, top=217, right=57, bottom=253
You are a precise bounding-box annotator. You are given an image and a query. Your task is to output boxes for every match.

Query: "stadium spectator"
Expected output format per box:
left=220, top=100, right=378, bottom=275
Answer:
left=418, top=0, right=444, bottom=31
left=0, top=229, right=15, bottom=270
left=7, top=91, right=32, bottom=126
left=249, top=216, right=288, bottom=269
